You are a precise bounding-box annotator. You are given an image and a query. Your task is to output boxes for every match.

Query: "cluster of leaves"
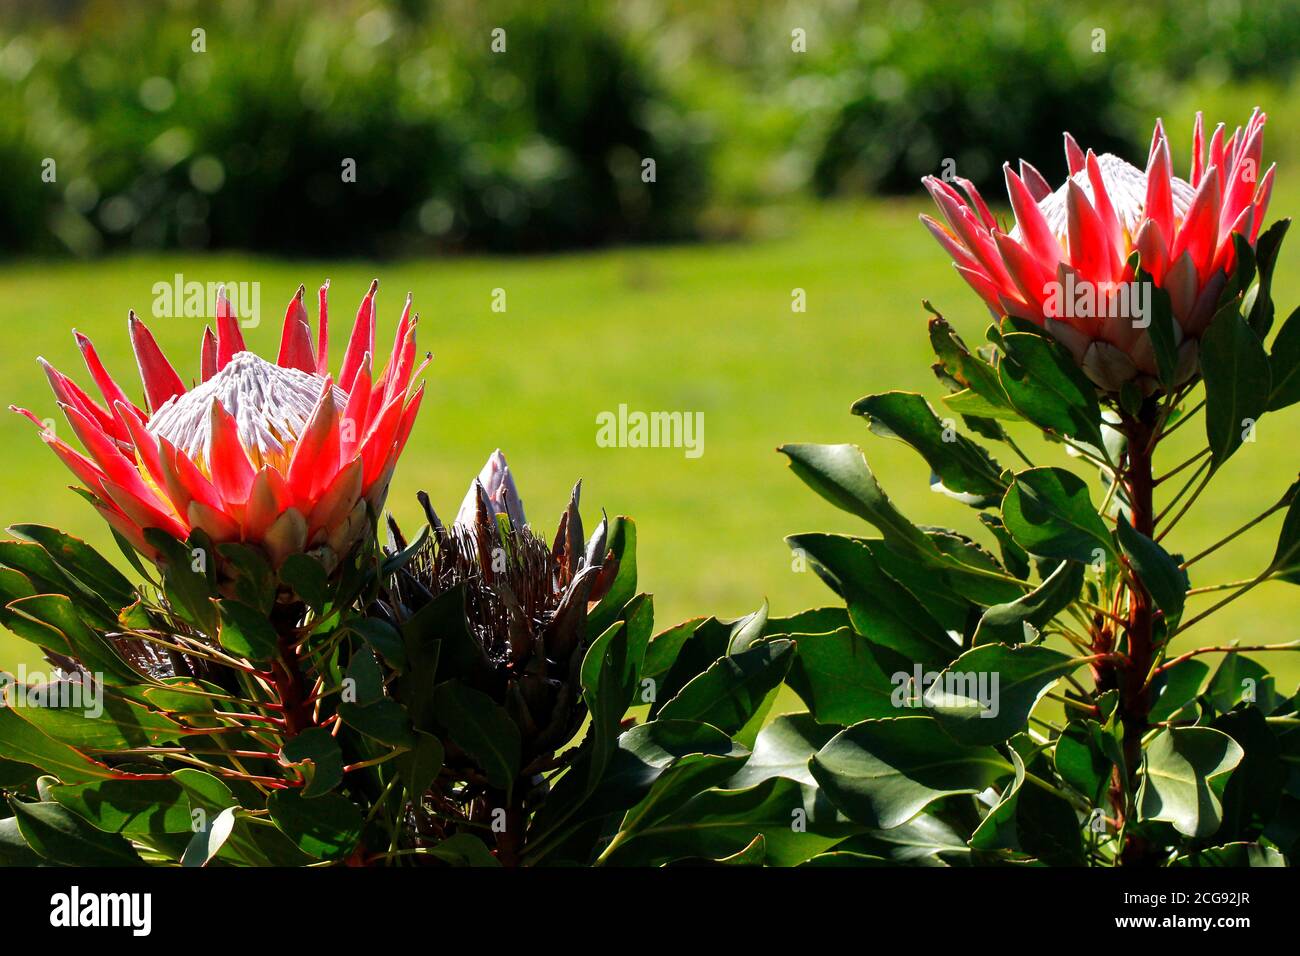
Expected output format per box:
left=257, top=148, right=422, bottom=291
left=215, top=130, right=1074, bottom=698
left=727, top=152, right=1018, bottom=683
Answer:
left=0, top=506, right=841, bottom=867
left=754, top=223, right=1300, bottom=866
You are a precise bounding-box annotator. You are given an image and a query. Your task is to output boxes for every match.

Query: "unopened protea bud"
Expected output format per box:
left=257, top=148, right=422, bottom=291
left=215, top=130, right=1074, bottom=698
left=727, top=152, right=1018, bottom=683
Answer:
left=11, top=281, right=427, bottom=589
left=384, top=450, right=616, bottom=768
left=921, top=110, right=1274, bottom=392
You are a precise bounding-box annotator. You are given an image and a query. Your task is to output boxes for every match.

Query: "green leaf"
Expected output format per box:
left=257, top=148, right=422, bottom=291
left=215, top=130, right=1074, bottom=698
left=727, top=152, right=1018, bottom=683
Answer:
left=1139, top=278, right=1180, bottom=388
left=8, top=524, right=136, bottom=610
left=1173, top=842, right=1287, bottom=867
left=266, top=790, right=362, bottom=861
left=280, top=727, right=344, bottom=798
left=1116, top=515, right=1187, bottom=621
left=1207, top=653, right=1276, bottom=714
left=144, top=528, right=218, bottom=635
left=1269, top=491, right=1300, bottom=584
left=50, top=778, right=191, bottom=835
left=852, top=391, right=1005, bottom=503
left=1137, top=726, right=1244, bottom=838
left=349, top=617, right=407, bottom=673
left=1201, top=307, right=1271, bottom=469
left=420, top=832, right=500, bottom=867
left=0, top=697, right=117, bottom=782
left=1148, top=658, right=1209, bottom=724
left=395, top=730, right=444, bottom=800
left=1212, top=707, right=1283, bottom=843
left=8, top=798, right=142, bottom=866
left=215, top=543, right=276, bottom=614
left=657, top=639, right=794, bottom=736
left=810, top=716, right=1011, bottom=829
left=1003, top=467, right=1115, bottom=563
left=969, top=746, right=1025, bottom=851
left=973, top=560, right=1083, bottom=645
left=998, top=331, right=1104, bottom=448
left=928, top=314, right=1013, bottom=413
left=182, top=805, right=238, bottom=867
left=0, top=816, right=44, bottom=866
left=279, top=553, right=329, bottom=611
left=338, top=698, right=416, bottom=749
left=785, top=627, right=907, bottom=725
left=778, top=443, right=938, bottom=561
left=587, top=516, right=637, bottom=638
left=4, top=593, right=138, bottom=683
left=560, top=720, right=745, bottom=829
left=432, top=680, right=521, bottom=799
left=927, top=643, right=1081, bottom=745
left=1055, top=719, right=1117, bottom=805
left=604, top=777, right=845, bottom=867
left=727, top=713, right=836, bottom=791
left=216, top=599, right=278, bottom=661
left=1246, top=217, right=1290, bottom=338
left=787, top=533, right=959, bottom=669
left=1266, top=304, right=1300, bottom=411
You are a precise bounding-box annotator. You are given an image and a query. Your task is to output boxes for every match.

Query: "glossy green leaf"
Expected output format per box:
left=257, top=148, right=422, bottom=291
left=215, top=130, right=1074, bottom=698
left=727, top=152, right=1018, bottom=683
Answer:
left=973, top=560, right=1083, bottom=645
left=280, top=727, right=344, bottom=798
left=784, top=627, right=907, bottom=725
left=810, top=716, right=1011, bottom=829
left=9, top=524, right=136, bottom=610
left=1137, top=726, right=1244, bottom=838
left=1003, top=467, right=1115, bottom=563
left=928, top=643, right=1081, bottom=745
left=852, top=391, right=1005, bottom=503
left=182, top=805, right=238, bottom=867
left=50, top=778, right=191, bottom=835
left=727, top=713, right=836, bottom=791
left=657, top=638, right=794, bottom=736
left=8, top=798, right=142, bottom=866
left=778, top=443, right=938, bottom=560
left=787, top=533, right=959, bottom=669
left=279, top=553, right=329, bottom=610
left=1269, top=490, right=1300, bottom=584
left=998, top=331, right=1104, bottom=448
left=216, top=599, right=278, bottom=661
left=586, top=516, right=638, bottom=638
left=267, top=790, right=362, bottom=861
left=1267, top=304, right=1300, bottom=410
left=604, top=777, right=846, bottom=867
left=1116, top=515, right=1187, bottom=621
left=433, top=680, right=521, bottom=798
left=1201, top=307, right=1271, bottom=469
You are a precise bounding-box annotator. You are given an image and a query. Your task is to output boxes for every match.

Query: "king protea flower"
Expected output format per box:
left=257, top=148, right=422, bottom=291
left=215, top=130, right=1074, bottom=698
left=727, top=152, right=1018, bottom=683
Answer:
left=921, top=110, right=1274, bottom=391
left=12, top=280, right=426, bottom=575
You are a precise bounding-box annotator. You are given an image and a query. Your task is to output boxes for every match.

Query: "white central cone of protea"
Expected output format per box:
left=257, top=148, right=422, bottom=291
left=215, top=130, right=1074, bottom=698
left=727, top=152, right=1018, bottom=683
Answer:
left=147, top=351, right=346, bottom=471
left=1015, top=153, right=1195, bottom=245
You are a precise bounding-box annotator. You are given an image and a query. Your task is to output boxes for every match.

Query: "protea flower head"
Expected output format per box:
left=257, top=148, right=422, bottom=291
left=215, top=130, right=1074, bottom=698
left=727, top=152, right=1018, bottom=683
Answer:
left=921, top=110, right=1274, bottom=391
left=382, top=450, right=617, bottom=770
left=12, top=280, right=426, bottom=577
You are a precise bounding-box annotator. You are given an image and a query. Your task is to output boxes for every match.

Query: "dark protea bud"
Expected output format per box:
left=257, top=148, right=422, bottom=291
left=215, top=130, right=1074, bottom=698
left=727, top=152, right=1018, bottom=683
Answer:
left=385, top=450, right=617, bottom=769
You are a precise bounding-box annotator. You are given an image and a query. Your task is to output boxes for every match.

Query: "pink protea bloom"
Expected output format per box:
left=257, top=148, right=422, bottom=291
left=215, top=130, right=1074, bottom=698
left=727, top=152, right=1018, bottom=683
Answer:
left=921, top=110, right=1274, bottom=390
left=12, top=281, right=426, bottom=574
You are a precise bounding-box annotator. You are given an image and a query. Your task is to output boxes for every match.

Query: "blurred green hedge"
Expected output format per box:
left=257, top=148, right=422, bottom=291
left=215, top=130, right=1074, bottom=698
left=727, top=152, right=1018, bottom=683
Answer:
left=4, top=0, right=1300, bottom=258
left=0, top=0, right=710, bottom=257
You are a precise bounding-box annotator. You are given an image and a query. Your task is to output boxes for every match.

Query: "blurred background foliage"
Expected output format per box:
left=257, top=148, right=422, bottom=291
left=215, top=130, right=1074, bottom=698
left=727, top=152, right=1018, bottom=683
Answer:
left=1, top=0, right=1299, bottom=689
left=6, top=0, right=1300, bottom=258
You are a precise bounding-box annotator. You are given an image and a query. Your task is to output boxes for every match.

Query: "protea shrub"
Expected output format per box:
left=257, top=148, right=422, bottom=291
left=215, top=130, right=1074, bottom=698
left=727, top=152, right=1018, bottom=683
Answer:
left=0, top=282, right=439, bottom=865
left=770, top=109, right=1300, bottom=866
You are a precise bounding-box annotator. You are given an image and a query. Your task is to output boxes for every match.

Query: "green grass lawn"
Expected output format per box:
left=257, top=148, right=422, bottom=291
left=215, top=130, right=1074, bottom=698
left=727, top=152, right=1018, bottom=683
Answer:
left=1, top=197, right=1298, bottom=689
